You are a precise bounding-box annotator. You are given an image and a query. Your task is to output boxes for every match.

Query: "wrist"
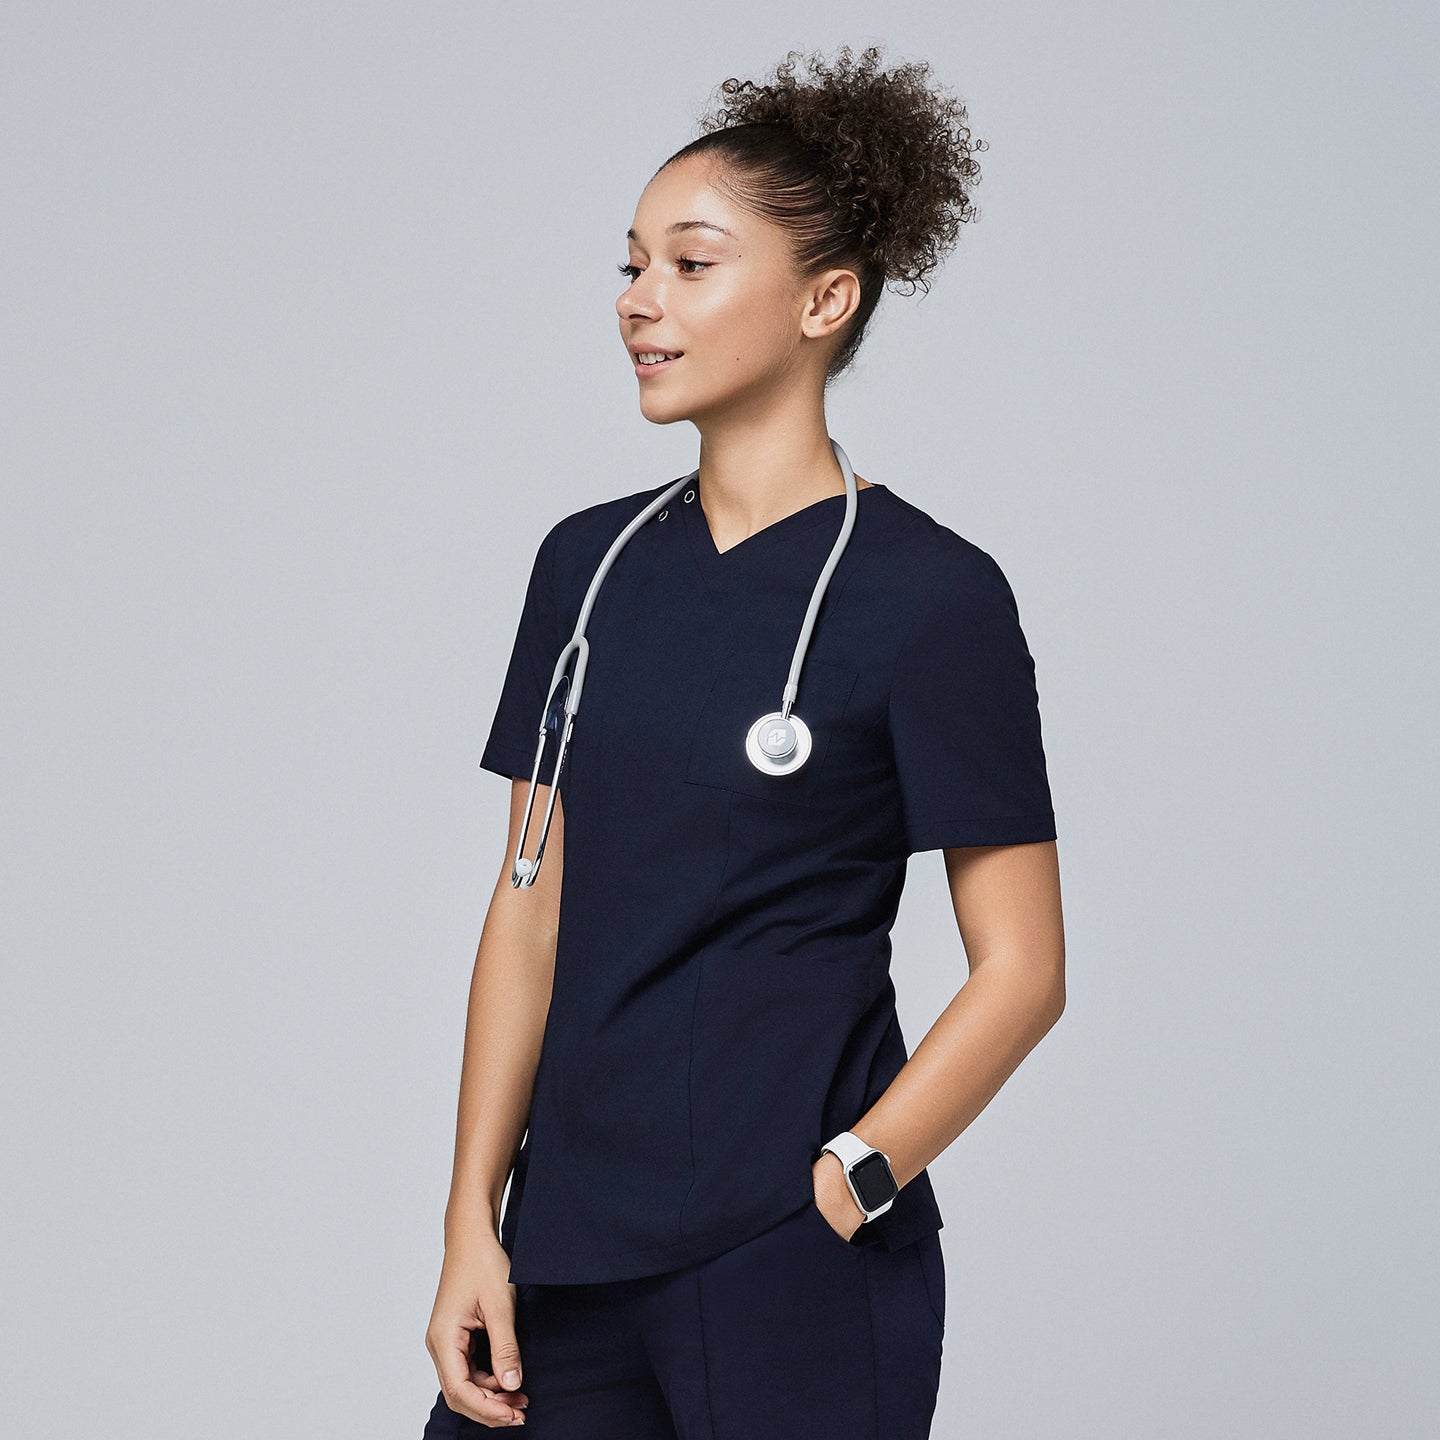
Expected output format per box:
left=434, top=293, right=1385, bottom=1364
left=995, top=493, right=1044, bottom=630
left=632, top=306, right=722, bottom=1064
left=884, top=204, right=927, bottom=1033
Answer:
left=444, top=1202, right=501, bottom=1250
left=813, top=1153, right=866, bottom=1227
left=817, top=1129, right=900, bottom=1222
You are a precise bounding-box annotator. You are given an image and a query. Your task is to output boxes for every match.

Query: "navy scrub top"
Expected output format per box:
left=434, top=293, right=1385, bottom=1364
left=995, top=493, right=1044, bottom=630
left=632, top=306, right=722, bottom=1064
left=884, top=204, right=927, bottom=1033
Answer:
left=478, top=476, right=1057, bottom=1286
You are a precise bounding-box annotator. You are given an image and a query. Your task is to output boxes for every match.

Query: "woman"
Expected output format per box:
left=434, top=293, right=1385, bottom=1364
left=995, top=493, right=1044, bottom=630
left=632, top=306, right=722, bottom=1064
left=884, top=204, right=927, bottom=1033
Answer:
left=424, top=45, right=1065, bottom=1438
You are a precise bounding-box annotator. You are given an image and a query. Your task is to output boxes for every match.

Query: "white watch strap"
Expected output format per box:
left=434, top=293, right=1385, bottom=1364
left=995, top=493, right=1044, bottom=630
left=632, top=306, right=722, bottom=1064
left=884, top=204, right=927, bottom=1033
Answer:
left=820, top=1129, right=897, bottom=1221
left=820, top=1130, right=877, bottom=1169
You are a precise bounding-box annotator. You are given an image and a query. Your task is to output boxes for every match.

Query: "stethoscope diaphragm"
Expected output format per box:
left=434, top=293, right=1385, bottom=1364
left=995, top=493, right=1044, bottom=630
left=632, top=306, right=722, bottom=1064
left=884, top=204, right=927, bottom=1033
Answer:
left=745, top=710, right=813, bottom=775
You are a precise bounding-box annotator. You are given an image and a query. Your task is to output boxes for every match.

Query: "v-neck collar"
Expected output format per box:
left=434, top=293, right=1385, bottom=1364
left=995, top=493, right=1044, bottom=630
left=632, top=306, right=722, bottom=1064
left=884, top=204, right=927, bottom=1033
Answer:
left=680, top=479, right=885, bottom=590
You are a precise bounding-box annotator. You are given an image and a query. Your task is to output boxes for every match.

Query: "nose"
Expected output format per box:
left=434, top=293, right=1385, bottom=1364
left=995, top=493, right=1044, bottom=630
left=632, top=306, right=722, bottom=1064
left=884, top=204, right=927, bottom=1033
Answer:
left=617, top=284, right=661, bottom=323
left=616, top=262, right=666, bottom=316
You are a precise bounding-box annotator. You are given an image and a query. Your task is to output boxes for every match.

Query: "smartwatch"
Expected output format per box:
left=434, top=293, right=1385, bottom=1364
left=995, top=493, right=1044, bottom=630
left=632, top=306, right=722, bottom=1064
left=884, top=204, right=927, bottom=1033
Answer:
left=819, top=1130, right=899, bottom=1221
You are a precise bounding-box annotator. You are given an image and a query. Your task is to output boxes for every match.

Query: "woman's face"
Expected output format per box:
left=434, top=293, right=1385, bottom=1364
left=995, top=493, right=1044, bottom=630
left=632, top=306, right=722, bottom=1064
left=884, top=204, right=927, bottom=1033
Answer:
left=617, top=155, right=848, bottom=426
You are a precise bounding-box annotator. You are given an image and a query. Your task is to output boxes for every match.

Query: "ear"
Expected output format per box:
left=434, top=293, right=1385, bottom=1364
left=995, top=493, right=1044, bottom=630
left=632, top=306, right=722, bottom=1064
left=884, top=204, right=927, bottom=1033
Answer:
left=800, top=266, right=863, bottom=341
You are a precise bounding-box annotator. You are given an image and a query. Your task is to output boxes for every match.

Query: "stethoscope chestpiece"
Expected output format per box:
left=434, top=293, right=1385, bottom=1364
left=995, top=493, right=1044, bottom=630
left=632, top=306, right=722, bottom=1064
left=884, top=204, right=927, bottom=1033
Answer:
left=745, top=710, right=813, bottom=775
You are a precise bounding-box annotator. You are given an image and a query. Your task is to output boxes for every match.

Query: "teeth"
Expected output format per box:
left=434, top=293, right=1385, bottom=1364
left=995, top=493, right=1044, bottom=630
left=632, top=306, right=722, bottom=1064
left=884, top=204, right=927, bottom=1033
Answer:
left=638, top=352, right=681, bottom=364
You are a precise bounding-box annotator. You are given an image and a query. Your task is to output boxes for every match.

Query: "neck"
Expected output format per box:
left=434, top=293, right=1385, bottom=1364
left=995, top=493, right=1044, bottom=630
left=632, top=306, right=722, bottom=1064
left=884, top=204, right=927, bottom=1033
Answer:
left=692, top=416, right=871, bottom=544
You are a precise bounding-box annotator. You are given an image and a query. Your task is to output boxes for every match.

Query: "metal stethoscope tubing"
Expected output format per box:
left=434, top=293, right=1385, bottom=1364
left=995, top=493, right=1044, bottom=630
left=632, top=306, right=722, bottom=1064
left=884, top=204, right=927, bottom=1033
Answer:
left=508, top=436, right=860, bottom=888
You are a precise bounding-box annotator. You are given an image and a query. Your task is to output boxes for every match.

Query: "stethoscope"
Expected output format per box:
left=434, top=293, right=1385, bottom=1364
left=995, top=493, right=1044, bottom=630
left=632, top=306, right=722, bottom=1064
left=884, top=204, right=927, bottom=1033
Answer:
left=509, top=436, right=860, bottom=888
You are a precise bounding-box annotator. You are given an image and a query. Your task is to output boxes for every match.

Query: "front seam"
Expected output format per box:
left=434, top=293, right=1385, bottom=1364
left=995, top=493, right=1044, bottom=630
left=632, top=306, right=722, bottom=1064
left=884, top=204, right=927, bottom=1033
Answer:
left=674, top=952, right=704, bottom=1242
left=676, top=789, right=735, bottom=1241
left=862, top=1247, right=881, bottom=1440
left=695, top=1266, right=718, bottom=1440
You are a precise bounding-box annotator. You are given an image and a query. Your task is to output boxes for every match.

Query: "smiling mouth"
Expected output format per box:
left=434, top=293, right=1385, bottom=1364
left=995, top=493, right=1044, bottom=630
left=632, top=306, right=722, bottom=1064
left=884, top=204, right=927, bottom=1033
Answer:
left=634, top=350, right=684, bottom=367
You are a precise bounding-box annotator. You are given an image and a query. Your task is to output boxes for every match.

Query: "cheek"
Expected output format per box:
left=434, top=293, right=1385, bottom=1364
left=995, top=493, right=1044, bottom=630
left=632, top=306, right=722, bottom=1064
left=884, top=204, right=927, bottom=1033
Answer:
left=689, top=274, right=794, bottom=360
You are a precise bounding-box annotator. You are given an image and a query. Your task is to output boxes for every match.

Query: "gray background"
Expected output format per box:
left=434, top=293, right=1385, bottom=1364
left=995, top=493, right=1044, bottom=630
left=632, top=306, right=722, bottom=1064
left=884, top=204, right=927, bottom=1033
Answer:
left=3, top=3, right=1435, bottom=1436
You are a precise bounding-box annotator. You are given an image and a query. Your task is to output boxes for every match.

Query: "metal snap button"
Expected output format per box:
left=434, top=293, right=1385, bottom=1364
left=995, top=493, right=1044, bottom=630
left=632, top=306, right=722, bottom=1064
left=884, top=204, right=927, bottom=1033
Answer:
left=683, top=489, right=695, bottom=503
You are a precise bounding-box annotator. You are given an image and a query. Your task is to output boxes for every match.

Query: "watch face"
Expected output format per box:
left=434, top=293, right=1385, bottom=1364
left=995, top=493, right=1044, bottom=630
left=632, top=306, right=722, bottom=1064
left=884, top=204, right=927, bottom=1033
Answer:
left=850, top=1151, right=899, bottom=1211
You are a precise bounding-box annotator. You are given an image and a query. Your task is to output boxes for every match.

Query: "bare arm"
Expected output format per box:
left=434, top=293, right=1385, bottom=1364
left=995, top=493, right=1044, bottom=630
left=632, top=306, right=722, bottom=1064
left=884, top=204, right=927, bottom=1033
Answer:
left=444, top=777, right=565, bottom=1247
left=426, top=777, right=564, bottom=1427
left=812, top=839, right=1066, bottom=1234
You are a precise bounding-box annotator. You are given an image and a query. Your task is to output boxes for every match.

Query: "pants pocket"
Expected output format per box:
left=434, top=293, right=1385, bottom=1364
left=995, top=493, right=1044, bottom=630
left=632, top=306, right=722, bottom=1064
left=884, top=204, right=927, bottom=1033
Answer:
left=916, top=1232, right=946, bottom=1328
left=803, top=1193, right=865, bottom=1254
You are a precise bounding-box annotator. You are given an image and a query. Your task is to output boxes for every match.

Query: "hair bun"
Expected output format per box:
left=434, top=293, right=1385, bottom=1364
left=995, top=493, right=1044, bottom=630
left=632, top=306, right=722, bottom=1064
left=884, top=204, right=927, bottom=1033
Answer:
left=698, top=44, right=985, bottom=292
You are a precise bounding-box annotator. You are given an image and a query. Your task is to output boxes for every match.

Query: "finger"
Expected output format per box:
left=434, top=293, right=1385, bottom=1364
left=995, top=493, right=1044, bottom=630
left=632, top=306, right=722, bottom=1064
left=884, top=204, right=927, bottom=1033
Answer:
left=448, top=1375, right=529, bottom=1427
left=436, top=1325, right=528, bottom=1425
left=470, top=1354, right=529, bottom=1409
left=465, top=1319, right=530, bottom=1408
left=485, top=1315, right=526, bottom=1397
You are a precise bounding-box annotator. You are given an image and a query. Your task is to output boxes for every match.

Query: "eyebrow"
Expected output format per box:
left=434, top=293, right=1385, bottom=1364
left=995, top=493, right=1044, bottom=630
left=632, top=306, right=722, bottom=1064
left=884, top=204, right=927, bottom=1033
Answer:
left=626, top=220, right=738, bottom=243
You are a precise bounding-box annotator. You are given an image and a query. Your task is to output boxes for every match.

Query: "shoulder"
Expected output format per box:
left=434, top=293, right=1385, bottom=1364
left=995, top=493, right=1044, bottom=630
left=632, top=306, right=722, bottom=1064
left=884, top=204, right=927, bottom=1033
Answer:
left=872, top=492, right=1046, bottom=702
left=537, top=479, right=676, bottom=572
left=868, top=485, right=1018, bottom=616
left=525, top=480, right=682, bottom=635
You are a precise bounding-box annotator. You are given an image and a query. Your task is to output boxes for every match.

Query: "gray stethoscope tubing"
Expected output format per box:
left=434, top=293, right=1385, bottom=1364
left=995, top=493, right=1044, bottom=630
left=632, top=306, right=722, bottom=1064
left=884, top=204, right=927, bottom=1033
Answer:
left=509, top=436, right=859, bottom=888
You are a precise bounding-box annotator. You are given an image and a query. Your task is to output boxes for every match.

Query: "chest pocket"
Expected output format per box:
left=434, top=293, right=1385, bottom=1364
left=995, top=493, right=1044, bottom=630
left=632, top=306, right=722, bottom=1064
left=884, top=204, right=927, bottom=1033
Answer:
left=683, top=648, right=861, bottom=806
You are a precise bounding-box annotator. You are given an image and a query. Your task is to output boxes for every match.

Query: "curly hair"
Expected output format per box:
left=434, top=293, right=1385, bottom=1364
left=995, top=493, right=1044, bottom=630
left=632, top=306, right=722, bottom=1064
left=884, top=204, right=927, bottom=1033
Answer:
left=658, top=44, right=986, bottom=384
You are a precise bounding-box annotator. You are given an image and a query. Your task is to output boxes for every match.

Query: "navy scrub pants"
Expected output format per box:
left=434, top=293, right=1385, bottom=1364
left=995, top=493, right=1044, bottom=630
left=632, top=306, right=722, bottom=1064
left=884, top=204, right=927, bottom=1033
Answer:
left=422, top=1196, right=946, bottom=1439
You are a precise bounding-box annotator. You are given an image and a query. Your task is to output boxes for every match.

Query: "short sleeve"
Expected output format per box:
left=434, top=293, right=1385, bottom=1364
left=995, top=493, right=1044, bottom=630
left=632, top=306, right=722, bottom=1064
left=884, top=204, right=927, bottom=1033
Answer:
left=886, top=549, right=1057, bottom=852
left=478, top=524, right=565, bottom=783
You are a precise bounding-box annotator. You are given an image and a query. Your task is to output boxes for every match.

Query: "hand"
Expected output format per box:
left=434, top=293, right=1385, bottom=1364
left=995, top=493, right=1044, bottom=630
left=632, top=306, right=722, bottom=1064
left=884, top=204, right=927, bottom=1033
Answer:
left=426, top=1230, right=530, bottom=1427
left=811, top=1152, right=867, bottom=1242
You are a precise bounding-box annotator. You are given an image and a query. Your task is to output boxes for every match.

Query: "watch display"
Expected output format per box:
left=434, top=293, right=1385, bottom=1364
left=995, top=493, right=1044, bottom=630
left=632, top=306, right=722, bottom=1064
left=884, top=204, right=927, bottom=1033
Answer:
left=849, top=1149, right=899, bottom=1212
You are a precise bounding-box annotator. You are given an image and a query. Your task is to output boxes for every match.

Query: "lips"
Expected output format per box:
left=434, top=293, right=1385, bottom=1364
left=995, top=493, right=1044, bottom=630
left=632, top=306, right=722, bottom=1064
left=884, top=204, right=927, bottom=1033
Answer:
left=633, top=352, right=683, bottom=375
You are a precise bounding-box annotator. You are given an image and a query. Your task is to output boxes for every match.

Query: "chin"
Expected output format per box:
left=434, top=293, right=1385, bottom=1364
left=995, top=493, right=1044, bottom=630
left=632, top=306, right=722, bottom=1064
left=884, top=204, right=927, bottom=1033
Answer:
left=637, top=395, right=697, bottom=426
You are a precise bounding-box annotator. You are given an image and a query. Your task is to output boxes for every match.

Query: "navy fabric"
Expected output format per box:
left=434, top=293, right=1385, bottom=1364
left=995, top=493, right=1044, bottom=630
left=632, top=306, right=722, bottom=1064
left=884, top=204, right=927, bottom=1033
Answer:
left=422, top=1198, right=945, bottom=1438
left=478, top=477, right=1056, bottom=1285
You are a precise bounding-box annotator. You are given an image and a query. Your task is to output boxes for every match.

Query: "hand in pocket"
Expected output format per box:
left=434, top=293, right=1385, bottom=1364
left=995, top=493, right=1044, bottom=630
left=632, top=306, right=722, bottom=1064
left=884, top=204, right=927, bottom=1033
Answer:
left=811, top=1155, right=865, bottom=1242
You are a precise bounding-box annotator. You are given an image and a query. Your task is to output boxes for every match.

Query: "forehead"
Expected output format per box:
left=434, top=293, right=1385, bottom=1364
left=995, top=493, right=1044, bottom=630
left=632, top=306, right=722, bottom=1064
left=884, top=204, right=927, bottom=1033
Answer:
left=627, top=157, right=752, bottom=248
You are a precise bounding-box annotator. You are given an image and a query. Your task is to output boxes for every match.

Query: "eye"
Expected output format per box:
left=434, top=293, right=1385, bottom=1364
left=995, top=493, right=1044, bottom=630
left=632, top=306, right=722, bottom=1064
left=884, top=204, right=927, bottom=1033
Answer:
left=616, top=257, right=712, bottom=283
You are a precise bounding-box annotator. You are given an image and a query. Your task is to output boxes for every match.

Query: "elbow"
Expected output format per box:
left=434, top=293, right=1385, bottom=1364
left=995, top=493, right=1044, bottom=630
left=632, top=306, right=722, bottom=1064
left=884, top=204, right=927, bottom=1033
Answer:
left=1042, top=950, right=1066, bottom=1028
left=1029, top=981, right=1065, bottom=1044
